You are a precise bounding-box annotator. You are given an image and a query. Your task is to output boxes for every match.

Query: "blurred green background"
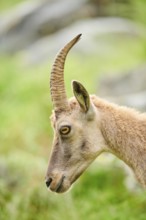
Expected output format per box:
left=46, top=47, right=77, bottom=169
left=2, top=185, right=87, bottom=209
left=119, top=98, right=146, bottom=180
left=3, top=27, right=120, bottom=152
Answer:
left=1, top=0, right=146, bottom=220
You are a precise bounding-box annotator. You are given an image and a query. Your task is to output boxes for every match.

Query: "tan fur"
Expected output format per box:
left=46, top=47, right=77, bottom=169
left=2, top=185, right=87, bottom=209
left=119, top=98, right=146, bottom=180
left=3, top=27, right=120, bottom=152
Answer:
left=91, top=95, right=146, bottom=186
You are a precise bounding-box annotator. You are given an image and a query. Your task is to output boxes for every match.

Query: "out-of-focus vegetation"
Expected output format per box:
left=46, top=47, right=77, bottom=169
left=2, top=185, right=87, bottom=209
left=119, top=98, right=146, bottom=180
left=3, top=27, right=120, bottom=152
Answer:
left=1, top=0, right=146, bottom=220
left=0, top=0, right=23, bottom=11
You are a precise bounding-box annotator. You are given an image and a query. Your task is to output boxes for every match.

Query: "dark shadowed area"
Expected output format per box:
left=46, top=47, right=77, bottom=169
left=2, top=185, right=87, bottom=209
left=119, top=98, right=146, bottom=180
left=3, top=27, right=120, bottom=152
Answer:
left=0, top=0, right=146, bottom=219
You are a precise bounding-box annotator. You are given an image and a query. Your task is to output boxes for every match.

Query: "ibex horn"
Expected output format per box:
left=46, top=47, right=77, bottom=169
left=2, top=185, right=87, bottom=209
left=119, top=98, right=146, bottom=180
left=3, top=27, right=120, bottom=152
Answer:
left=50, top=34, right=82, bottom=113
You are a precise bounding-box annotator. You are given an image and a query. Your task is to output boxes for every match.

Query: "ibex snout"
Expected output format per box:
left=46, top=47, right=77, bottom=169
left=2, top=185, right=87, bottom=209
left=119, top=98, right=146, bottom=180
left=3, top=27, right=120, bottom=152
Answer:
left=45, top=175, right=65, bottom=193
left=45, top=171, right=71, bottom=193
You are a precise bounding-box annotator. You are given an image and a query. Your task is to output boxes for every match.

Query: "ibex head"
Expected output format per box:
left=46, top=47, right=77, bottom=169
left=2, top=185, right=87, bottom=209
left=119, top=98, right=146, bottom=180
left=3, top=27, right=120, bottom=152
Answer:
left=46, top=34, right=107, bottom=193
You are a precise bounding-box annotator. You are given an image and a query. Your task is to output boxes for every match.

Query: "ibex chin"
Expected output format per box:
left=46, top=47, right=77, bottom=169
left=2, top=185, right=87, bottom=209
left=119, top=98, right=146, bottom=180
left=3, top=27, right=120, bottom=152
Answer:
left=45, top=34, right=146, bottom=193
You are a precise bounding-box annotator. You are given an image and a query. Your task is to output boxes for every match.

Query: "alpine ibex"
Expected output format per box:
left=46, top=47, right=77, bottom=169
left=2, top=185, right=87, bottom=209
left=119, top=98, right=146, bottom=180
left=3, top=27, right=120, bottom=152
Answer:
left=46, top=34, right=146, bottom=193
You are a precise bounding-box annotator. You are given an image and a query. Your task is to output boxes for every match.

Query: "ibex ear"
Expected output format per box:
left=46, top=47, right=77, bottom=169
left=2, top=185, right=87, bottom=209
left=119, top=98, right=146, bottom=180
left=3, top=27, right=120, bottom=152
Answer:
left=72, top=80, right=90, bottom=113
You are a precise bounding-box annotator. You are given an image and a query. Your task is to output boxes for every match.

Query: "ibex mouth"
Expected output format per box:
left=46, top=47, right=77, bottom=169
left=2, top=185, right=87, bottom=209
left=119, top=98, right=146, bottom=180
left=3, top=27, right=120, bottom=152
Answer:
left=46, top=175, right=66, bottom=193
left=55, top=175, right=65, bottom=193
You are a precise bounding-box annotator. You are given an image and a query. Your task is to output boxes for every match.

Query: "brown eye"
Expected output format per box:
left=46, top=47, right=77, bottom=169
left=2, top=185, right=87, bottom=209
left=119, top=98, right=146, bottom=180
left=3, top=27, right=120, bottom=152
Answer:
left=60, top=126, right=71, bottom=135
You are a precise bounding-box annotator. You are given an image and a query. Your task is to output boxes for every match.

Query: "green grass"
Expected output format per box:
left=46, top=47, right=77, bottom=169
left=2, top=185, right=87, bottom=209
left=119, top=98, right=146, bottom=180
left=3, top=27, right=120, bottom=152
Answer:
left=0, top=0, right=24, bottom=11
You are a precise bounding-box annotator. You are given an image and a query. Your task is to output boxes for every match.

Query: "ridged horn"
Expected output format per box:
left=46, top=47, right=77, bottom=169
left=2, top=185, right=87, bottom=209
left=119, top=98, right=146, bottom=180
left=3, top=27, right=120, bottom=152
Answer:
left=50, top=34, right=82, bottom=113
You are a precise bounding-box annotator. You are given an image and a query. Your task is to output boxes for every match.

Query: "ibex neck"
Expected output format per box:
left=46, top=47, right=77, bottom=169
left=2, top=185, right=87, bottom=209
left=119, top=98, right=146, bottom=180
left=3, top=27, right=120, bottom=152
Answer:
left=92, top=96, right=146, bottom=186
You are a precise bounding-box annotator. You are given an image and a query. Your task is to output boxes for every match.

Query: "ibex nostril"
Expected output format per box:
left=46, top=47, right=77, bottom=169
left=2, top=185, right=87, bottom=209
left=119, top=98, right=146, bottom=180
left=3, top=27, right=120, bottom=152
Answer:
left=46, top=178, right=52, bottom=188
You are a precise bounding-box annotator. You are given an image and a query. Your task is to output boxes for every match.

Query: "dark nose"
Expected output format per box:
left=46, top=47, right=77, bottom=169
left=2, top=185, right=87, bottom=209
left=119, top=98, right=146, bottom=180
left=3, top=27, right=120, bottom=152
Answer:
left=46, top=177, right=52, bottom=188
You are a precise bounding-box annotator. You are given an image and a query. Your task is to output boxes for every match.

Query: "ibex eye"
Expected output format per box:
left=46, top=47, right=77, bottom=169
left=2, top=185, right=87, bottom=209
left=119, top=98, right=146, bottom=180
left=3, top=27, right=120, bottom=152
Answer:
left=60, top=126, right=71, bottom=135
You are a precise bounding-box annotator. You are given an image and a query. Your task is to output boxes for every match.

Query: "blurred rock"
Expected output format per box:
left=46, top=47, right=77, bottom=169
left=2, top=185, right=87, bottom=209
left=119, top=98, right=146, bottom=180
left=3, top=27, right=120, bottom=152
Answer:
left=99, top=64, right=146, bottom=95
left=0, top=0, right=144, bottom=57
left=98, top=64, right=146, bottom=111
left=0, top=0, right=91, bottom=54
left=105, top=91, right=146, bottom=112
left=21, top=17, right=145, bottom=65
